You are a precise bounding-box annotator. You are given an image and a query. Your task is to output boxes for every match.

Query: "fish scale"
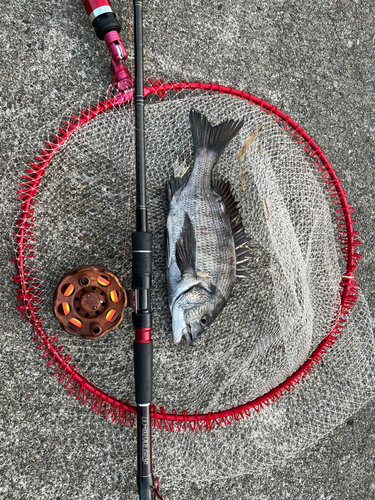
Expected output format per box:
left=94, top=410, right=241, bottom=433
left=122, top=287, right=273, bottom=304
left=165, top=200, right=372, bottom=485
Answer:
left=181, top=182, right=234, bottom=296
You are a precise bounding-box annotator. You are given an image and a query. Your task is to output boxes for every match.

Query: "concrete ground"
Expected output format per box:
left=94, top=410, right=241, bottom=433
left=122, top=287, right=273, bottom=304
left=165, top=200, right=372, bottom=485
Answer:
left=0, top=0, right=374, bottom=499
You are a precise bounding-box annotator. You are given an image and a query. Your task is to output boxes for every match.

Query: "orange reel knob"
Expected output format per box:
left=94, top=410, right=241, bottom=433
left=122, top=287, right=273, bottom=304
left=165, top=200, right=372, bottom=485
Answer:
left=53, top=265, right=127, bottom=339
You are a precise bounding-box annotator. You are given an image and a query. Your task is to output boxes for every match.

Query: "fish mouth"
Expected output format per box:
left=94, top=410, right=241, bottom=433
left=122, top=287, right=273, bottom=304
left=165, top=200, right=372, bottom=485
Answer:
left=183, top=327, right=193, bottom=347
left=173, top=326, right=193, bottom=346
left=172, top=318, right=203, bottom=347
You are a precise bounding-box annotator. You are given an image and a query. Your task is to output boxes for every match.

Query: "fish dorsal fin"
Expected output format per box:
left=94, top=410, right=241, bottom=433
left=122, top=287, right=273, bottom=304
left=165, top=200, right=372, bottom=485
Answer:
left=189, top=110, right=244, bottom=159
left=176, top=213, right=196, bottom=276
left=166, top=170, right=189, bottom=204
left=212, top=175, right=251, bottom=278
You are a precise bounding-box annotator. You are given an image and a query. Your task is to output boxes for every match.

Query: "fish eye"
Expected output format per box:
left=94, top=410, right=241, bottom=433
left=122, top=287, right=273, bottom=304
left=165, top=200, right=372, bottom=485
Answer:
left=200, top=314, right=211, bottom=327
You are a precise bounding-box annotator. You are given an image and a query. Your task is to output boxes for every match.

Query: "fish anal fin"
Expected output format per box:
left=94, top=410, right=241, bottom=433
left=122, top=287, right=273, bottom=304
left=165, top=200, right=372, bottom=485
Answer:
left=176, top=213, right=196, bottom=276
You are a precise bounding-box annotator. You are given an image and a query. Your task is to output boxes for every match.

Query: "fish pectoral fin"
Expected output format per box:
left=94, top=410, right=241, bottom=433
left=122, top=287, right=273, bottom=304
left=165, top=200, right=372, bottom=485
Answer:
left=176, top=213, right=196, bottom=277
left=164, top=228, right=170, bottom=265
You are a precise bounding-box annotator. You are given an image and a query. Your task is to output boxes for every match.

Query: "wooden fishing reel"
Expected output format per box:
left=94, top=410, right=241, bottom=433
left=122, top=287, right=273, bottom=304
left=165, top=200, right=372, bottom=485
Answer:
left=53, top=265, right=127, bottom=340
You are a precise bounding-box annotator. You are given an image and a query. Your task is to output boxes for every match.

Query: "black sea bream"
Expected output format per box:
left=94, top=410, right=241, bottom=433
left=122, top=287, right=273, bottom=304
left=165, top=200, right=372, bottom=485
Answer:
left=166, top=110, right=250, bottom=346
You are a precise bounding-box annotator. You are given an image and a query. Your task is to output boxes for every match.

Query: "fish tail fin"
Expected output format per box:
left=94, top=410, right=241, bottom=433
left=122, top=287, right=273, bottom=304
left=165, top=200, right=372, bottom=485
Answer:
left=189, top=110, right=244, bottom=158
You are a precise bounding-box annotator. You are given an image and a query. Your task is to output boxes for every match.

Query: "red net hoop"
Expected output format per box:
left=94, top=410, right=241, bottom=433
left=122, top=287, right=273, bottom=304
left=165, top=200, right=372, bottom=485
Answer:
left=13, top=80, right=361, bottom=432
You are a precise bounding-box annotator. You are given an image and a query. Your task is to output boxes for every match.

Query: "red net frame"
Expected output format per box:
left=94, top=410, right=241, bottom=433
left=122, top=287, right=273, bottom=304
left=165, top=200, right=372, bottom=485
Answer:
left=13, top=80, right=361, bottom=432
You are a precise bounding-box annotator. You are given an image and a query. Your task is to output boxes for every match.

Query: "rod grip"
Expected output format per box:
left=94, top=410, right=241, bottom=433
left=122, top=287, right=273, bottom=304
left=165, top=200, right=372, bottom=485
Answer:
left=134, top=342, right=153, bottom=404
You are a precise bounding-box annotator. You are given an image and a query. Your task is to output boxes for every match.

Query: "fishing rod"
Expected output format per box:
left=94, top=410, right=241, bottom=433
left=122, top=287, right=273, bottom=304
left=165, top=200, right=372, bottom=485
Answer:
left=81, top=1, right=156, bottom=498
left=132, top=1, right=155, bottom=498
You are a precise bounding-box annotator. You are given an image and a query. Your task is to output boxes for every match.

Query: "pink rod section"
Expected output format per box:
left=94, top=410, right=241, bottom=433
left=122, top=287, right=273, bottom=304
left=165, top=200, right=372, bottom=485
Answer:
left=103, top=31, right=133, bottom=91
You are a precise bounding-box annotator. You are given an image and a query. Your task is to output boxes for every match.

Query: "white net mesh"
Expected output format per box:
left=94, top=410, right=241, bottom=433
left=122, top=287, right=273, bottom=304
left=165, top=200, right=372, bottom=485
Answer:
left=3, top=87, right=375, bottom=484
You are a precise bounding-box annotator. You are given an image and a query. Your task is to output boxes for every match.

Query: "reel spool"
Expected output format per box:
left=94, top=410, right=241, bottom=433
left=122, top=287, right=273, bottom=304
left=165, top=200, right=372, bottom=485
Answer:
left=53, top=265, right=127, bottom=340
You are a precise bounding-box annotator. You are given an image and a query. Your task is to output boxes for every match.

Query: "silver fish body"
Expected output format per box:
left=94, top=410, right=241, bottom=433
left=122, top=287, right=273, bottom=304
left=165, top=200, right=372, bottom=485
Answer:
left=166, top=111, right=248, bottom=345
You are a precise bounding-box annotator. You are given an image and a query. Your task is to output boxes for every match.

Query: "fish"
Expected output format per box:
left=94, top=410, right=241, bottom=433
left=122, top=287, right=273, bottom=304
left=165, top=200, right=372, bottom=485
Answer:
left=165, top=110, right=250, bottom=346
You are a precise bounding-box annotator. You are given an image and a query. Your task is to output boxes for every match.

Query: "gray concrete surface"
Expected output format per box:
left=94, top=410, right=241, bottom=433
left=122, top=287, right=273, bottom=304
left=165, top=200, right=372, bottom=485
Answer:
left=1, top=0, right=374, bottom=499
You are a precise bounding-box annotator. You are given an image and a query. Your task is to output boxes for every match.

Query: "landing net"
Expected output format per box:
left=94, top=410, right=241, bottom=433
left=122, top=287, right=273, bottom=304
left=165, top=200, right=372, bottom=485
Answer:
left=3, top=83, right=375, bottom=482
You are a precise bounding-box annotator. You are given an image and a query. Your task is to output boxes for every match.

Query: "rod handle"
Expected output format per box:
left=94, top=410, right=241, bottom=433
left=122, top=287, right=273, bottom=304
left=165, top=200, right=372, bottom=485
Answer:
left=134, top=342, right=153, bottom=404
